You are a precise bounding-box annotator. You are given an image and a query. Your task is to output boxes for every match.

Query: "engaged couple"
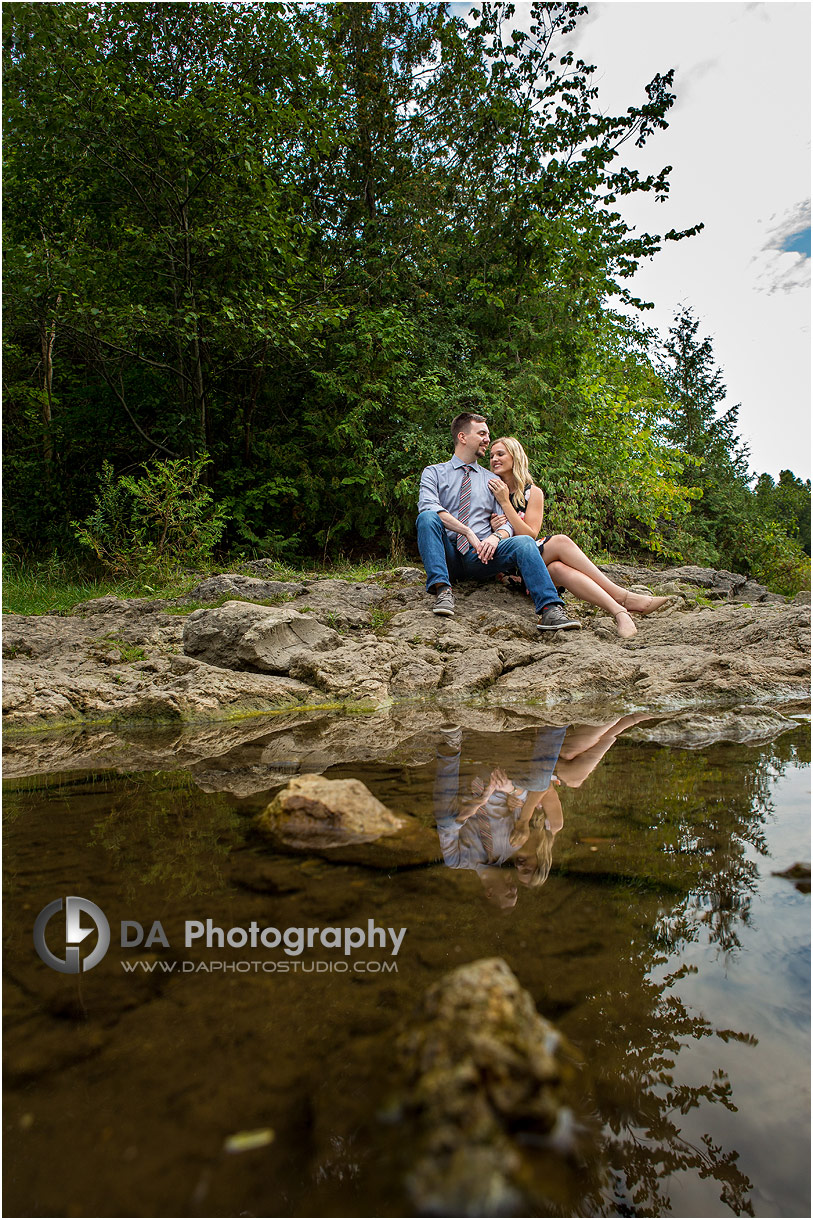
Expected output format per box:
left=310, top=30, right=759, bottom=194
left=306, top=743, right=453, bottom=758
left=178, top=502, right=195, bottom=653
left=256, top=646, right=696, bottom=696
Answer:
left=416, top=413, right=670, bottom=637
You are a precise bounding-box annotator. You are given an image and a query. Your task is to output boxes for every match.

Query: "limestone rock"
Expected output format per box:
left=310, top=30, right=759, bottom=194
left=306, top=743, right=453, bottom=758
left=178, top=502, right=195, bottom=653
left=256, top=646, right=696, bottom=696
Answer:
left=256, top=774, right=403, bottom=848
left=393, top=957, right=588, bottom=1216
left=289, top=638, right=444, bottom=701
left=183, top=601, right=339, bottom=672
left=185, top=574, right=306, bottom=602
left=2, top=564, right=809, bottom=731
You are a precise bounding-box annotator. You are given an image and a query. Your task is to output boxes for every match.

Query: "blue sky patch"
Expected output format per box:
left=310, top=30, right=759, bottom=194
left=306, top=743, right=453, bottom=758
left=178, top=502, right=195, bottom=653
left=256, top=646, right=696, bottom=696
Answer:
left=782, top=227, right=811, bottom=258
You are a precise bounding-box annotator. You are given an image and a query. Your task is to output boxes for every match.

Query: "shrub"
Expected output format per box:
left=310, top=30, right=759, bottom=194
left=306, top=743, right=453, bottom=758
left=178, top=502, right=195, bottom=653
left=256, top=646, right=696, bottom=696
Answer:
left=73, top=456, right=229, bottom=580
left=747, top=523, right=811, bottom=597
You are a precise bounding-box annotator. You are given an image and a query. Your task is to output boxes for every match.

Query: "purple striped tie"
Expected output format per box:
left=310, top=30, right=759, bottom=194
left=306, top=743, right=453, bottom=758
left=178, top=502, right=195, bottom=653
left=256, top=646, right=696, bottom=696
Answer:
left=456, top=465, right=473, bottom=553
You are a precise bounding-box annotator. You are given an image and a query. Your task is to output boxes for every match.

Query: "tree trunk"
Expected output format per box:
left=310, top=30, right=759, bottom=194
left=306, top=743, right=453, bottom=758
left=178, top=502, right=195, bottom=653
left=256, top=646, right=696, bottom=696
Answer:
left=38, top=296, right=60, bottom=467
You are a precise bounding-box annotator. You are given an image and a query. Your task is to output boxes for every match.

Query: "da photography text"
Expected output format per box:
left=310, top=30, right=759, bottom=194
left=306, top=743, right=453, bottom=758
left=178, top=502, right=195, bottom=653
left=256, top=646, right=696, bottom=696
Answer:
left=32, top=896, right=407, bottom=975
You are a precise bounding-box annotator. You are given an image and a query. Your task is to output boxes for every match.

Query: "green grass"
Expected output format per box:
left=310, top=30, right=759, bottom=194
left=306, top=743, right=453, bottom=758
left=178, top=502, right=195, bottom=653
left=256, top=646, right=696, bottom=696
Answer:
left=97, top=634, right=147, bottom=663
left=369, top=607, right=395, bottom=635
left=2, top=557, right=193, bottom=616
left=2, top=554, right=410, bottom=616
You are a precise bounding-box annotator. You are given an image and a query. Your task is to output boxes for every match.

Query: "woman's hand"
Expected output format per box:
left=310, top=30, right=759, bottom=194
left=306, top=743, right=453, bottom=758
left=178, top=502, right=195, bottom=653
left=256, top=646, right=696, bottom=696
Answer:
left=456, top=799, right=486, bottom=824
left=490, top=768, right=513, bottom=792
left=490, top=512, right=507, bottom=531
left=509, top=820, right=531, bottom=849
left=488, top=477, right=510, bottom=507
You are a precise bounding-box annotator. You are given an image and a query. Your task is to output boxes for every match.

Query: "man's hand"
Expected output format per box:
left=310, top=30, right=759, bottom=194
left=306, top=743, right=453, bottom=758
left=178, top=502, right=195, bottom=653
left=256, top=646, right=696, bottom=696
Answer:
left=474, top=533, right=501, bottom=563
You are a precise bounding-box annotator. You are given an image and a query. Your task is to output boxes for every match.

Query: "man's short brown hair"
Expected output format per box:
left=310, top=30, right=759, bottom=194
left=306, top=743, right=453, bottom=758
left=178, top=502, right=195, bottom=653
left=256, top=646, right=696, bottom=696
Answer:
left=450, top=412, right=487, bottom=447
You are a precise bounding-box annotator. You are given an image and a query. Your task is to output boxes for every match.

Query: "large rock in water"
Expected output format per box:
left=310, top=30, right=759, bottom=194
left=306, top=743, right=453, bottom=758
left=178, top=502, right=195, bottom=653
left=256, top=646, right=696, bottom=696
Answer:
left=393, top=958, right=590, bottom=1216
left=256, top=774, right=404, bottom=849
left=182, top=601, right=339, bottom=672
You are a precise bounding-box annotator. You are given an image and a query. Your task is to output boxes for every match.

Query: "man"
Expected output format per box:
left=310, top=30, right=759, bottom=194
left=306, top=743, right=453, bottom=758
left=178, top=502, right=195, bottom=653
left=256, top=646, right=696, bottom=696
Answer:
left=432, top=723, right=568, bottom=907
left=416, top=412, right=581, bottom=630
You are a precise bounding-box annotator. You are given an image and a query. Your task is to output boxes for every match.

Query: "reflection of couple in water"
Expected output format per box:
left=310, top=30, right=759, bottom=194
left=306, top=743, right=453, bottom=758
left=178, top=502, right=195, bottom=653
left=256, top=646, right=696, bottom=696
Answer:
left=434, top=714, right=652, bottom=907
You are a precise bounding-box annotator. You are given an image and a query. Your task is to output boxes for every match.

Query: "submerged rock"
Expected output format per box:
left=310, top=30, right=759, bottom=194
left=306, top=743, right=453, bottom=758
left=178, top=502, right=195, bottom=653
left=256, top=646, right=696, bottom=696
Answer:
left=392, top=957, right=592, bottom=1216
left=256, top=774, right=404, bottom=849
left=771, top=863, right=811, bottom=893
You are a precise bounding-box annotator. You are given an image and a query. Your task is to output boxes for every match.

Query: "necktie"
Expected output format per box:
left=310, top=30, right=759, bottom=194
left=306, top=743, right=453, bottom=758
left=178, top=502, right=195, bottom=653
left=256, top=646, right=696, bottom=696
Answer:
left=476, top=810, right=494, bottom=860
left=456, top=465, right=473, bottom=554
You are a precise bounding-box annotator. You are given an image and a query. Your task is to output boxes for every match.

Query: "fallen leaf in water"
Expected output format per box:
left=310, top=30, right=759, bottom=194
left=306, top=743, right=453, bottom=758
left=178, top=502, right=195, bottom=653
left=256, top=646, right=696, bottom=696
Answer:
left=223, top=1128, right=275, bottom=1154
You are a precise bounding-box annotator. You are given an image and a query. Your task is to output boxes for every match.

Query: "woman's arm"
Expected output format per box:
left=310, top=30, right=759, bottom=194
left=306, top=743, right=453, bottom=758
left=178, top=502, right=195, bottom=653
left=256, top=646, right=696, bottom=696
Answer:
left=488, top=482, right=545, bottom=539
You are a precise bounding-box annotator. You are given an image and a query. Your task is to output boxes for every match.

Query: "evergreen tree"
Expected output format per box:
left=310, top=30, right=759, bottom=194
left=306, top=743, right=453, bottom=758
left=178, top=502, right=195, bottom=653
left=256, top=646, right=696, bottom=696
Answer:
left=657, top=307, right=752, bottom=567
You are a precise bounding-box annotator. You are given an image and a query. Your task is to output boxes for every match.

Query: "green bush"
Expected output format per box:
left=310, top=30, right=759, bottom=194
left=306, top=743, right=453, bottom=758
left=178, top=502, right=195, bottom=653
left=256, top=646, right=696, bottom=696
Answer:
left=73, top=456, right=229, bottom=580
left=747, top=523, right=811, bottom=597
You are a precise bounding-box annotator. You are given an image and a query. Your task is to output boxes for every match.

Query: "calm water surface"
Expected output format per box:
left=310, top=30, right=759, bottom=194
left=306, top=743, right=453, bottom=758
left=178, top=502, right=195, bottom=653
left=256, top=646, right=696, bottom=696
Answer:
left=3, top=711, right=810, bottom=1217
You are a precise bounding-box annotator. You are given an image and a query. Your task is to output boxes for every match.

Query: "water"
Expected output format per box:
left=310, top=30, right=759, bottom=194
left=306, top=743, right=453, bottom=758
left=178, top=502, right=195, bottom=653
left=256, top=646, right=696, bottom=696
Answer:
left=3, top=711, right=810, bottom=1217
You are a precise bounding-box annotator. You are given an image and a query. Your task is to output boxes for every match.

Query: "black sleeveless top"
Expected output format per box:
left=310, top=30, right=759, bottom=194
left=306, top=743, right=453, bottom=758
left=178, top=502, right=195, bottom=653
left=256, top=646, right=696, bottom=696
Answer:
left=510, top=484, right=534, bottom=516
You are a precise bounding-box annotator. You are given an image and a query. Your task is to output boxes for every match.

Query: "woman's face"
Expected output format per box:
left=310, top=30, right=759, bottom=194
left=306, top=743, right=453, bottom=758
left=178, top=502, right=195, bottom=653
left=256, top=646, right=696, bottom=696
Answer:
left=489, top=442, right=513, bottom=478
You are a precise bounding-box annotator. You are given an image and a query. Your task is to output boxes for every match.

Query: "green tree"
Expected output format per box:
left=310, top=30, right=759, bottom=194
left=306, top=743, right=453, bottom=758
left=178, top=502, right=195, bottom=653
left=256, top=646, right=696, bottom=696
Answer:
left=657, top=306, right=752, bottom=567
left=754, top=470, right=811, bottom=555
left=4, top=1, right=706, bottom=564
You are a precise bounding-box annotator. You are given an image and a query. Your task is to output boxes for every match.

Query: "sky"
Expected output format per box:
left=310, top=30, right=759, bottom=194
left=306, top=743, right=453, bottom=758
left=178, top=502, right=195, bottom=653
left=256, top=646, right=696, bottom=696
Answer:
left=453, top=2, right=811, bottom=481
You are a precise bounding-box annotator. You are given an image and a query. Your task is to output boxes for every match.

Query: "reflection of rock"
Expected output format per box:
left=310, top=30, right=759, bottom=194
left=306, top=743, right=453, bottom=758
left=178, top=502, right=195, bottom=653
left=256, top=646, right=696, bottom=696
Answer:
left=624, top=706, right=801, bottom=748
left=5, top=696, right=808, bottom=790
left=3, top=563, right=808, bottom=730
left=393, top=957, right=589, bottom=1217
left=257, top=775, right=404, bottom=849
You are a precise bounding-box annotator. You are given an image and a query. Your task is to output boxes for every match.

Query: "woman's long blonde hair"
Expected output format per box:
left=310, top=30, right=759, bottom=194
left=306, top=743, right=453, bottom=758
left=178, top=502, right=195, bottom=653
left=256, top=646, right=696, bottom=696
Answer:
left=493, top=436, right=533, bottom=509
left=515, top=794, right=561, bottom=887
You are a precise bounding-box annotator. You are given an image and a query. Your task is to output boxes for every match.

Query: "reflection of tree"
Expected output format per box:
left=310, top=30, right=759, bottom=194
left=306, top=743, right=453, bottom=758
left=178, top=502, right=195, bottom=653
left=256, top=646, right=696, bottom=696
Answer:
left=556, top=729, right=810, bottom=1216
left=586, top=954, right=757, bottom=1217
left=89, top=771, right=240, bottom=900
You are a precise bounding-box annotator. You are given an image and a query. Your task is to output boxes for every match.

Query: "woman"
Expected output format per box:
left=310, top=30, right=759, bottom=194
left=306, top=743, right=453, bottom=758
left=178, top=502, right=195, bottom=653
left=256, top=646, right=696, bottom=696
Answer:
left=488, top=437, right=670, bottom=639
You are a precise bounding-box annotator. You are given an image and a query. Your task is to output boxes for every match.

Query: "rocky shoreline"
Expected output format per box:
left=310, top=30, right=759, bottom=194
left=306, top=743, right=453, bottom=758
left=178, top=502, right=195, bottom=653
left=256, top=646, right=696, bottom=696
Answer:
left=3, top=562, right=809, bottom=741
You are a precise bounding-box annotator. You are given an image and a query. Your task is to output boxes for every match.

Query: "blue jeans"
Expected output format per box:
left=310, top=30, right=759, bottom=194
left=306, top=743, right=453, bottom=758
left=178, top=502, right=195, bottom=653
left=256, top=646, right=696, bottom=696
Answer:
left=416, top=511, right=564, bottom=612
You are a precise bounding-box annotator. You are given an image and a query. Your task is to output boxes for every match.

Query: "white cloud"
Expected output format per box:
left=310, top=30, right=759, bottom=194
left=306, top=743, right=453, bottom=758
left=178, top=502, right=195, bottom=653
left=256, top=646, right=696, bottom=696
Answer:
left=550, top=1, right=811, bottom=480
left=753, top=201, right=811, bottom=294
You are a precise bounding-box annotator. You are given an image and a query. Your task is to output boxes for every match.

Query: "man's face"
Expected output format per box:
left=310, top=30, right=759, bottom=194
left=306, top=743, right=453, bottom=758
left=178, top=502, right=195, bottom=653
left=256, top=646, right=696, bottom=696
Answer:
left=459, top=420, right=490, bottom=457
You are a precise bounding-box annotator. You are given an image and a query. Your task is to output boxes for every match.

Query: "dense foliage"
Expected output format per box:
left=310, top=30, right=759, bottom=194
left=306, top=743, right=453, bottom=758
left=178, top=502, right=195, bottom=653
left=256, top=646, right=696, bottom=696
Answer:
left=4, top=1, right=809, bottom=592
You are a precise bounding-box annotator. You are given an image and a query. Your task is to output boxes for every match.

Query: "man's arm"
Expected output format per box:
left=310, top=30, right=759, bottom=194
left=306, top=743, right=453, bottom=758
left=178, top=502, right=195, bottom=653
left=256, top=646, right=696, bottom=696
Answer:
left=438, top=512, right=505, bottom=561
left=419, top=466, right=484, bottom=552
left=438, top=508, right=476, bottom=542
left=417, top=465, right=444, bottom=515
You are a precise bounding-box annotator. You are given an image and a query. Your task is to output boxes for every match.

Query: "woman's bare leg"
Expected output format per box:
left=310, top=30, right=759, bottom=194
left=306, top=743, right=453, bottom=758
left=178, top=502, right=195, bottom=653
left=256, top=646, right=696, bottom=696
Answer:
left=542, top=535, right=667, bottom=613
left=546, top=560, right=636, bottom=638
left=557, top=713, right=654, bottom=787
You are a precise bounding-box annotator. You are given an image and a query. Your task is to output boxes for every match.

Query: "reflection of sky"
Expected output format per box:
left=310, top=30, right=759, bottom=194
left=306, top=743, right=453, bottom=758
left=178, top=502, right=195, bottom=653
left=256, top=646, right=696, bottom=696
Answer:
left=647, top=762, right=811, bottom=1217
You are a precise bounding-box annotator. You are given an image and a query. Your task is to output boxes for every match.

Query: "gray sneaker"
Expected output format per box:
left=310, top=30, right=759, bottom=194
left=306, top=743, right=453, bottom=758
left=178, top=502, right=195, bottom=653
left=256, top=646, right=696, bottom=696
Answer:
left=433, top=587, right=455, bottom=617
left=438, top=724, right=462, bottom=751
left=537, top=604, right=581, bottom=631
